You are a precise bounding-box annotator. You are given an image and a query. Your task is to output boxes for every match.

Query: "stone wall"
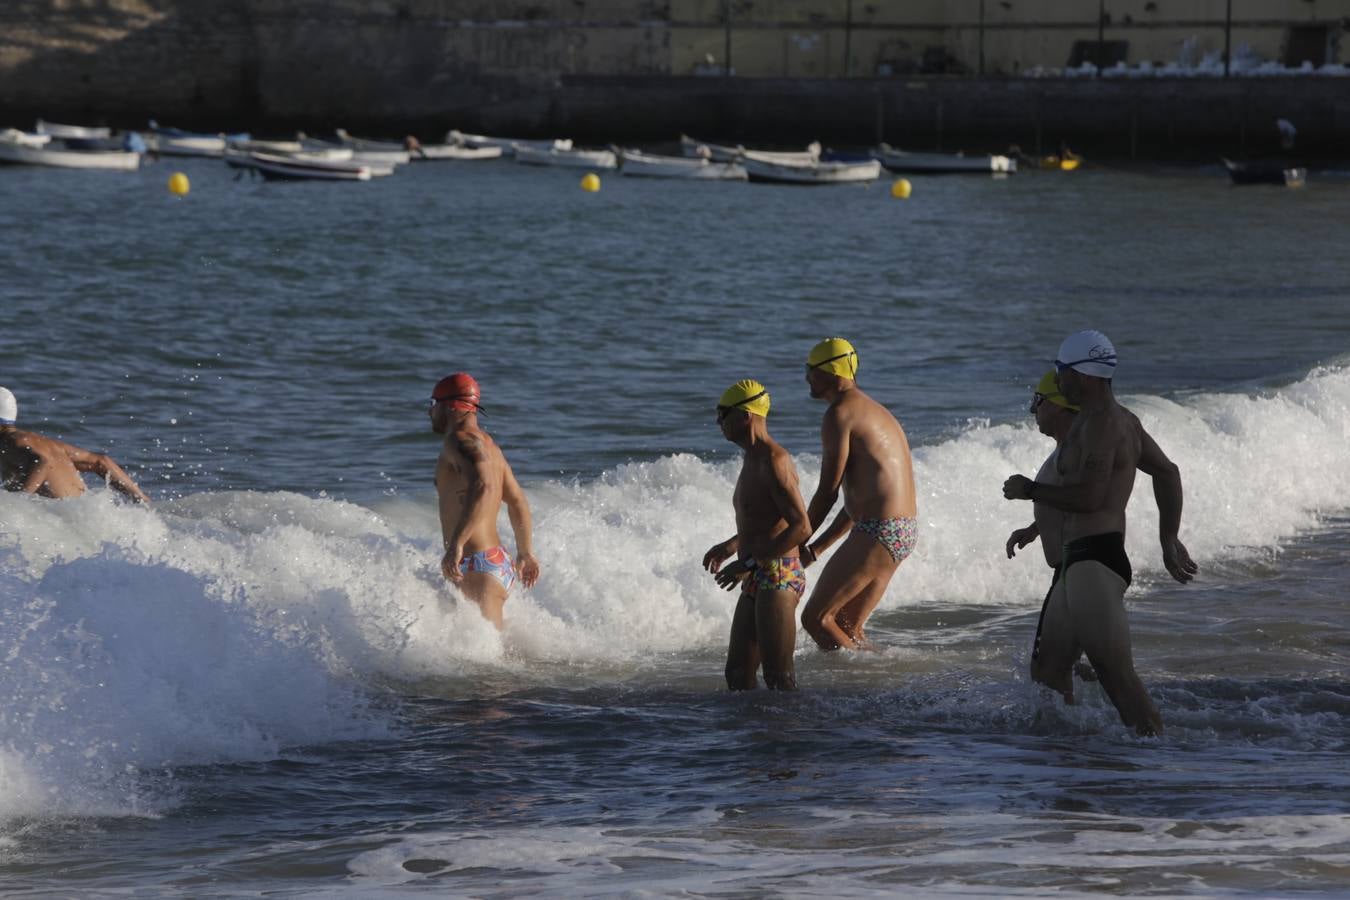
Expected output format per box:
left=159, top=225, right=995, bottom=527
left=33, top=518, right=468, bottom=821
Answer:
left=0, top=1, right=1346, bottom=155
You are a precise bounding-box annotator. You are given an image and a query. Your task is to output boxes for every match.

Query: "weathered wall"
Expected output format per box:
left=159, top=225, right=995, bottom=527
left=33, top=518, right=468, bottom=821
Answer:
left=0, top=1, right=1346, bottom=155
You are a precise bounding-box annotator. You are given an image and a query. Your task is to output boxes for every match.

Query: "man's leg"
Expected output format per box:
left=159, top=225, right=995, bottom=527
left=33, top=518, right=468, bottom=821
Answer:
left=755, top=589, right=800, bottom=690
left=459, top=572, right=509, bottom=630
left=1066, top=562, right=1163, bottom=736
left=835, top=557, right=900, bottom=648
left=800, top=533, right=877, bottom=650
left=725, top=591, right=761, bottom=690
left=1030, top=576, right=1079, bottom=703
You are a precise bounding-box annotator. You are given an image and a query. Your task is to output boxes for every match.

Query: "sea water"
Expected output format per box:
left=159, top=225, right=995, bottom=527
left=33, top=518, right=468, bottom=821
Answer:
left=0, top=158, right=1347, bottom=896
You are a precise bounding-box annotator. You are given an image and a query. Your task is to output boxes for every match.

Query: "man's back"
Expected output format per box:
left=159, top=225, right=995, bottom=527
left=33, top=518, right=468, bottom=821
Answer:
left=0, top=429, right=90, bottom=498
left=436, top=423, right=507, bottom=552
left=832, top=389, right=916, bottom=520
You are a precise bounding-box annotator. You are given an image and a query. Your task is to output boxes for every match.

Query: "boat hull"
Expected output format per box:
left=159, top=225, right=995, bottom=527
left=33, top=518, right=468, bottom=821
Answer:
left=514, top=145, right=617, bottom=169
left=876, top=147, right=1016, bottom=174
left=0, top=140, right=139, bottom=170
left=225, top=150, right=372, bottom=181
left=1223, top=158, right=1306, bottom=186
left=619, top=150, right=746, bottom=180
left=416, top=144, right=504, bottom=161
left=742, top=156, right=879, bottom=184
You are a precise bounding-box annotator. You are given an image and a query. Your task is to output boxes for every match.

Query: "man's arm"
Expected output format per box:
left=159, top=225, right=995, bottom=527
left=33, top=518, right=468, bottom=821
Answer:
left=804, top=509, right=853, bottom=566
left=806, top=409, right=849, bottom=532
left=758, top=452, right=812, bottom=560
left=501, top=460, right=540, bottom=588
left=1137, top=425, right=1197, bottom=583
left=1004, top=417, right=1117, bottom=513
left=63, top=442, right=149, bottom=504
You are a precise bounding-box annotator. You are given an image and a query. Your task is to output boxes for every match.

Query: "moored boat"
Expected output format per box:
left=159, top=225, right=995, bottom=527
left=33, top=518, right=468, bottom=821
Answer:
left=301, top=133, right=410, bottom=166
left=34, top=119, right=112, bottom=141
left=874, top=144, right=1016, bottom=174
left=513, top=144, right=617, bottom=169
left=1223, top=158, right=1306, bottom=187
left=447, top=130, right=572, bottom=156
left=414, top=143, right=504, bottom=161
left=0, top=133, right=139, bottom=170
left=679, top=134, right=821, bottom=165
left=741, top=155, right=880, bottom=185
left=224, top=149, right=373, bottom=182
left=147, top=120, right=248, bottom=158
left=618, top=149, right=746, bottom=180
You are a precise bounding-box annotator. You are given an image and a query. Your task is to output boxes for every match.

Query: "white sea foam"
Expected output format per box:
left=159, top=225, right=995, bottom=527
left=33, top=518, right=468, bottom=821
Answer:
left=0, top=366, right=1345, bottom=820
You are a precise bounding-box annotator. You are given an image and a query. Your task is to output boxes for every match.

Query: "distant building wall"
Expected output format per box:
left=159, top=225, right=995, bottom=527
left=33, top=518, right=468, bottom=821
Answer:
left=0, top=0, right=1345, bottom=153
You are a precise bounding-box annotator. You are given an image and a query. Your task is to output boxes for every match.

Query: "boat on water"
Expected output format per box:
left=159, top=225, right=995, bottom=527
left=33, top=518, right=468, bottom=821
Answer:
left=301, top=132, right=410, bottom=166
left=1223, top=158, right=1306, bottom=187
left=224, top=149, right=374, bottom=182
left=741, top=154, right=881, bottom=185
left=446, top=130, right=572, bottom=156
left=513, top=144, right=617, bottom=169
left=0, top=131, right=140, bottom=170
left=618, top=149, right=746, bottom=180
left=413, top=142, right=504, bottom=161
left=679, top=134, right=821, bottom=165
left=147, top=120, right=248, bottom=158
left=874, top=144, right=1016, bottom=174
left=34, top=119, right=112, bottom=141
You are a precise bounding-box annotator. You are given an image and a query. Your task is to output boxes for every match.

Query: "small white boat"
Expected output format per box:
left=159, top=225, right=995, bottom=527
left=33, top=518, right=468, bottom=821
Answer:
left=0, top=128, right=51, bottom=148
left=301, top=133, right=410, bottom=166
left=225, top=150, right=372, bottom=182
left=229, top=138, right=304, bottom=155
left=447, top=130, right=572, bottom=156
left=741, top=155, right=881, bottom=185
left=35, top=119, right=112, bottom=141
left=415, top=143, right=504, bottom=161
left=146, top=121, right=248, bottom=158
left=619, top=149, right=747, bottom=180
left=0, top=134, right=139, bottom=170
left=513, top=144, right=617, bottom=169
left=679, top=134, right=821, bottom=165
left=874, top=144, right=1016, bottom=175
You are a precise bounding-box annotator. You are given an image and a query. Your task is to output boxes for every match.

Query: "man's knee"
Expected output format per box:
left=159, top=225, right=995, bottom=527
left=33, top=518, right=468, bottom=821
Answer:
left=1030, top=657, right=1074, bottom=702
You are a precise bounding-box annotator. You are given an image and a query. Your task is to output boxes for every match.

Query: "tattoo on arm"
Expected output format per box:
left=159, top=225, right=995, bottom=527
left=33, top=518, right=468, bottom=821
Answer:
left=456, top=435, right=487, bottom=462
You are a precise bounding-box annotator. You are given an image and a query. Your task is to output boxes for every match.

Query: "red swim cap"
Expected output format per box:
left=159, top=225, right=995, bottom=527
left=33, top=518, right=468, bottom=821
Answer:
left=432, top=373, right=482, bottom=412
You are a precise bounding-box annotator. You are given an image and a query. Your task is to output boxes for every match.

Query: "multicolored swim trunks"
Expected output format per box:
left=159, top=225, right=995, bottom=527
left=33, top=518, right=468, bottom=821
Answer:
left=746, top=557, right=807, bottom=598
left=853, top=516, right=918, bottom=564
left=458, top=545, right=517, bottom=592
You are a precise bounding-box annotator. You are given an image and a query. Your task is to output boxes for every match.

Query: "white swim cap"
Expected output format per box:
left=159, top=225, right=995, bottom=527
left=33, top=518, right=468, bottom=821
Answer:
left=1055, top=331, right=1117, bottom=379
left=0, top=386, right=15, bottom=425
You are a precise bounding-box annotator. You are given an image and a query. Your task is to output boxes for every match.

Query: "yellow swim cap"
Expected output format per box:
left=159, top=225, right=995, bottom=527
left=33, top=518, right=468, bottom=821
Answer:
left=1036, top=371, right=1079, bottom=411
left=718, top=379, right=771, bottom=417
left=807, top=338, right=858, bottom=379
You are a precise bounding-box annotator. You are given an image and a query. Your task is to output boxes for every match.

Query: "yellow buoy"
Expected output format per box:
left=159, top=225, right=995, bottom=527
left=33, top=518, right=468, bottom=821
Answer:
left=890, top=178, right=912, bottom=200
left=168, top=172, right=190, bottom=196
left=1059, top=158, right=1081, bottom=172
left=580, top=172, right=601, bottom=193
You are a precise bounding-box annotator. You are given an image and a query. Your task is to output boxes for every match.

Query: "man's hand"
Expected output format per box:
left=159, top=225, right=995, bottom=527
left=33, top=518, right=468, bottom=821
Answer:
left=702, top=539, right=735, bottom=573
left=1161, top=536, right=1197, bottom=584
left=517, top=552, right=541, bottom=588
left=1003, top=475, right=1035, bottom=500
left=1006, top=526, right=1037, bottom=558
left=714, top=559, right=752, bottom=592
left=442, top=546, right=464, bottom=583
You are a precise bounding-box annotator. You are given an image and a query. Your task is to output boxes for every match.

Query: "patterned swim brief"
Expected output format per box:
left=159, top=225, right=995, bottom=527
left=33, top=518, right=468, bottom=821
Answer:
left=458, top=545, right=517, bottom=592
left=853, top=516, right=918, bottom=564
left=745, top=557, right=807, bottom=598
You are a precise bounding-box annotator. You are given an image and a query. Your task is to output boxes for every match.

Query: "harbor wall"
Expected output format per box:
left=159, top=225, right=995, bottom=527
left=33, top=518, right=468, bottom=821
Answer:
left=1, top=1, right=1347, bottom=157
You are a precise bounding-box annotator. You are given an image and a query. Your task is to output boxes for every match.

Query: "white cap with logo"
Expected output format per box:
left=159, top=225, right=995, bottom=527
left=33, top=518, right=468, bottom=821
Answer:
left=1056, top=331, right=1117, bottom=379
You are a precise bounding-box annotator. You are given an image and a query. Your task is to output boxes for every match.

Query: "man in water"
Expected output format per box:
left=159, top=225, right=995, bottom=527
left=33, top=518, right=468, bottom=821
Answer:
left=430, top=373, right=540, bottom=629
left=702, top=380, right=812, bottom=690
left=1003, top=333, right=1196, bottom=736
left=796, top=339, right=918, bottom=651
left=0, top=386, right=149, bottom=503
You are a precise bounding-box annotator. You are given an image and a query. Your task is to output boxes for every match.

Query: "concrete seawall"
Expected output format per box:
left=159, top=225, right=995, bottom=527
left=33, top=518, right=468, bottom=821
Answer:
left=1, top=1, right=1346, bottom=158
